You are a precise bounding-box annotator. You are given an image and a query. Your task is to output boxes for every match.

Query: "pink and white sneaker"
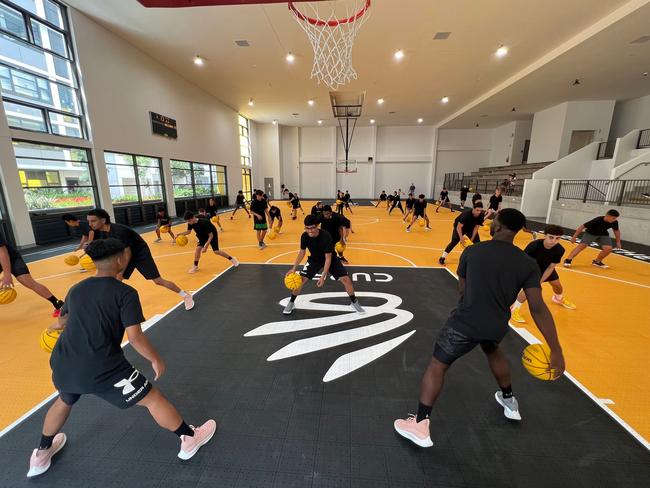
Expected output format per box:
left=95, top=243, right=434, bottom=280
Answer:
left=184, top=294, right=195, bottom=311
left=393, top=415, right=433, bottom=448
left=188, top=265, right=199, bottom=274
left=26, top=433, right=67, bottom=478
left=230, top=258, right=239, bottom=268
left=178, top=420, right=217, bottom=460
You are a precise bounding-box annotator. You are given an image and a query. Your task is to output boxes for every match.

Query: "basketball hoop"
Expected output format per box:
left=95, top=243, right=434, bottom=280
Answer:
left=336, top=160, right=358, bottom=173
left=288, top=0, right=371, bottom=90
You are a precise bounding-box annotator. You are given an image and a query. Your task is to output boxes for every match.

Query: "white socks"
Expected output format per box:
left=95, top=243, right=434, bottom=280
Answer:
left=441, top=252, right=449, bottom=258
left=179, top=291, right=187, bottom=298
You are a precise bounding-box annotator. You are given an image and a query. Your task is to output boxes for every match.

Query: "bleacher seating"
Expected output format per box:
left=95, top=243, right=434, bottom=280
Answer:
left=445, top=162, right=554, bottom=195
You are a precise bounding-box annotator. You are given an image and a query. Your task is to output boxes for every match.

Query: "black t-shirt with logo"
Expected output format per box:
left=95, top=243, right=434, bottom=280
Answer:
left=250, top=198, right=268, bottom=223
left=0, top=232, right=19, bottom=260
left=414, top=199, right=427, bottom=214
left=311, top=205, right=323, bottom=216
left=301, top=229, right=334, bottom=264
left=405, top=197, right=416, bottom=209
left=454, top=209, right=485, bottom=236
left=95, top=223, right=149, bottom=258
left=51, top=277, right=146, bottom=393
left=489, top=194, right=502, bottom=210
left=584, top=217, right=619, bottom=236
left=524, top=239, right=564, bottom=273
left=319, top=213, right=351, bottom=243
left=448, top=240, right=540, bottom=341
left=440, top=190, right=449, bottom=200
left=188, top=218, right=217, bottom=242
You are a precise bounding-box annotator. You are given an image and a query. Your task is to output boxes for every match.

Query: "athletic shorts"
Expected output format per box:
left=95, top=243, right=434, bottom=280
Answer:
left=414, top=210, right=425, bottom=218
left=59, top=366, right=152, bottom=410
left=544, top=270, right=560, bottom=282
left=580, top=232, right=612, bottom=248
left=440, top=197, right=450, bottom=203
left=299, top=257, right=348, bottom=280
left=292, top=203, right=300, bottom=209
left=0, top=255, right=30, bottom=278
left=235, top=203, right=246, bottom=209
left=460, top=193, right=468, bottom=200
left=433, top=324, right=499, bottom=365
left=198, top=236, right=219, bottom=251
left=254, top=222, right=268, bottom=231
left=123, top=251, right=161, bottom=280
left=158, top=219, right=171, bottom=227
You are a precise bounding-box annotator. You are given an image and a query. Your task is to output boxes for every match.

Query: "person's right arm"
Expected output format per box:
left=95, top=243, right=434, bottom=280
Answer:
left=571, top=224, right=585, bottom=244
left=77, top=235, right=87, bottom=251
left=0, top=246, right=13, bottom=288
left=456, top=222, right=465, bottom=242
left=287, top=249, right=306, bottom=275
left=525, top=287, right=565, bottom=376
left=126, top=325, right=165, bottom=380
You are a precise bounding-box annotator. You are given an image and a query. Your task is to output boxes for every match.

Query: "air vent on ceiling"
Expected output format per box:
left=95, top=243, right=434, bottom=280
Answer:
left=389, top=111, right=396, bottom=114
left=433, top=32, right=451, bottom=40
left=292, top=113, right=300, bottom=117
left=630, top=35, right=650, bottom=44
left=235, top=40, right=250, bottom=47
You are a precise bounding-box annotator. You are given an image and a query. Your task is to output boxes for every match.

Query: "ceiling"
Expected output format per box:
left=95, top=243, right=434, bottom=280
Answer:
left=64, top=0, right=650, bottom=128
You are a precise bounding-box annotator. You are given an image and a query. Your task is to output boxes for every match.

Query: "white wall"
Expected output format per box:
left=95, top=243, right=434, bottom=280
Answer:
left=434, top=128, right=492, bottom=194
left=511, top=119, right=533, bottom=165
left=610, top=94, right=650, bottom=139
left=300, top=162, right=334, bottom=198
left=489, top=122, right=516, bottom=167
left=337, top=162, right=372, bottom=198
left=520, top=179, right=553, bottom=218
left=376, top=126, right=434, bottom=162
left=528, top=103, right=568, bottom=163
left=280, top=126, right=299, bottom=193
left=252, top=123, right=281, bottom=199
left=374, top=162, right=431, bottom=196
left=558, top=100, right=615, bottom=157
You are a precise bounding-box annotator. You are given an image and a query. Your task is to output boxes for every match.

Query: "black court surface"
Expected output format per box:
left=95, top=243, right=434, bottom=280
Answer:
left=1, top=265, right=649, bottom=488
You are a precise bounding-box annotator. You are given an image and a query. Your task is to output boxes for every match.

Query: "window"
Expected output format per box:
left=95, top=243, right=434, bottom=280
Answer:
left=171, top=159, right=228, bottom=199
left=13, top=140, right=96, bottom=211
left=0, top=0, right=85, bottom=138
left=105, top=151, right=164, bottom=206
left=239, top=115, right=252, bottom=200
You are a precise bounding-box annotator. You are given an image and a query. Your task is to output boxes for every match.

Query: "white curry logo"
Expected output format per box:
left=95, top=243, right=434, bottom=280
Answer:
left=245, top=290, right=415, bottom=382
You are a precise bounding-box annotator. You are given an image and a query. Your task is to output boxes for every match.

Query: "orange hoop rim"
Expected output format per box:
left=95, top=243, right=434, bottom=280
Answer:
left=288, top=0, right=371, bottom=27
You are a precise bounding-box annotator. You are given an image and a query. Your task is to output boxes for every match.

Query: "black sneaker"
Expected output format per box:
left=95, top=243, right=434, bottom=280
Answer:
left=438, top=257, right=445, bottom=266
left=563, top=259, right=572, bottom=268
left=592, top=260, right=609, bottom=269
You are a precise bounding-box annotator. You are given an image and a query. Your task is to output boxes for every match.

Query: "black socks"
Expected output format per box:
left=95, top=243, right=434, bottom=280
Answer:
left=290, top=295, right=297, bottom=303
left=174, top=421, right=194, bottom=438
left=416, top=402, right=432, bottom=423
left=349, top=294, right=357, bottom=304
left=501, top=385, right=513, bottom=399
left=193, top=261, right=199, bottom=266
left=39, top=434, right=55, bottom=450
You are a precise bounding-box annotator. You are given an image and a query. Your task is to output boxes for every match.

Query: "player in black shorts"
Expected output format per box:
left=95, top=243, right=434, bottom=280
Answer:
left=389, top=191, right=404, bottom=215
left=154, top=207, right=176, bottom=243
left=376, top=190, right=388, bottom=208
left=283, top=215, right=364, bottom=315
left=403, top=193, right=416, bottom=223
left=62, top=214, right=95, bottom=251
left=231, top=190, right=251, bottom=219
left=341, top=191, right=354, bottom=214
left=435, top=187, right=454, bottom=213
left=511, top=224, right=576, bottom=323
left=563, top=209, right=622, bottom=269
left=250, top=190, right=271, bottom=249
left=459, top=185, right=470, bottom=209
left=438, top=203, right=484, bottom=265
left=87, top=208, right=194, bottom=310
left=290, top=193, right=305, bottom=220
left=393, top=209, right=565, bottom=448
left=178, top=212, right=238, bottom=273
left=269, top=204, right=283, bottom=232
left=485, top=188, right=503, bottom=220
left=319, top=205, right=351, bottom=263
left=1, top=232, right=64, bottom=317
left=406, top=194, right=431, bottom=232
left=26, top=239, right=216, bottom=478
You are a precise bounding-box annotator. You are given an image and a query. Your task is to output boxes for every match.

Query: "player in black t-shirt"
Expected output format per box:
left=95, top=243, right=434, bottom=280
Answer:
left=406, top=195, right=431, bottom=232
left=87, top=208, right=194, bottom=310
left=459, top=185, right=470, bottom=209
left=62, top=213, right=95, bottom=251
left=511, top=225, right=576, bottom=324
left=311, top=201, right=324, bottom=218
left=485, top=188, right=503, bottom=220
left=290, top=193, right=305, bottom=220
left=376, top=190, right=388, bottom=208
left=250, top=190, right=271, bottom=249
left=403, top=193, right=416, bottom=223
left=206, top=197, right=219, bottom=218
left=231, top=190, right=251, bottom=219
left=154, top=207, right=176, bottom=243
left=389, top=191, right=404, bottom=215
left=564, top=209, right=622, bottom=269
left=178, top=212, right=238, bottom=273
left=283, top=215, right=364, bottom=315
left=342, top=191, right=354, bottom=214
left=0, top=232, right=64, bottom=317
left=394, top=209, right=565, bottom=448
left=435, top=187, right=454, bottom=213
left=319, top=205, right=351, bottom=263
left=438, top=203, right=484, bottom=264
left=26, top=239, right=216, bottom=478
left=198, top=207, right=224, bottom=231
left=269, top=205, right=283, bottom=232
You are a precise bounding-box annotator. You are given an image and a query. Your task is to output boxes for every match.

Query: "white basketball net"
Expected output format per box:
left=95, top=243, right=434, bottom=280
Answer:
left=290, top=0, right=371, bottom=91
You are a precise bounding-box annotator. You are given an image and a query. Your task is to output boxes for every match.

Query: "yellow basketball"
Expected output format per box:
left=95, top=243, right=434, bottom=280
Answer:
left=79, top=254, right=96, bottom=271
left=286, top=201, right=292, bottom=207
left=419, top=219, right=425, bottom=227
left=462, top=239, right=473, bottom=247
left=64, top=254, right=80, bottom=266
left=334, top=241, right=346, bottom=255
left=284, top=272, right=303, bottom=291
left=39, top=328, right=62, bottom=354
left=336, top=199, right=343, bottom=206
left=0, top=287, right=17, bottom=305
left=175, top=235, right=188, bottom=247
left=268, top=230, right=278, bottom=240
left=210, top=215, right=220, bottom=224
left=160, top=225, right=170, bottom=233
left=521, top=343, right=560, bottom=381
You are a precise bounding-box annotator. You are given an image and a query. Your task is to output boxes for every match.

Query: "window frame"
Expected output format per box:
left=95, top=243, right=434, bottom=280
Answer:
left=170, top=158, right=228, bottom=200
left=104, top=150, right=165, bottom=207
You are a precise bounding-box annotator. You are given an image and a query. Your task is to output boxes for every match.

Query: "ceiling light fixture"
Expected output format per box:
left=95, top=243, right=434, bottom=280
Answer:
left=272, top=120, right=277, bottom=125
left=394, top=49, right=404, bottom=60
left=317, top=120, right=323, bottom=125
left=441, top=96, right=449, bottom=104
left=248, top=99, right=254, bottom=106
left=370, top=119, right=376, bottom=124
left=308, top=99, right=315, bottom=106
left=495, top=45, right=508, bottom=58
left=377, top=98, right=385, bottom=105
left=193, top=55, right=204, bottom=66
left=417, top=118, right=423, bottom=124
left=286, top=52, right=295, bottom=63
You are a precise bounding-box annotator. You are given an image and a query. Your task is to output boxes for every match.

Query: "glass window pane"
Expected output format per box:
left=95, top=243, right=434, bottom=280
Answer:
left=14, top=140, right=87, bottom=161
left=173, top=184, right=194, bottom=199
left=11, top=0, right=64, bottom=30
left=140, top=185, right=163, bottom=202
left=238, top=115, right=247, bottom=127
left=110, top=186, right=139, bottom=205
left=195, top=184, right=211, bottom=196
left=104, top=152, right=134, bottom=166
left=135, top=155, right=160, bottom=168
left=3, top=99, right=45, bottom=131
left=170, top=160, right=191, bottom=170
left=23, top=186, right=94, bottom=210
left=48, top=111, right=82, bottom=138
left=137, top=166, right=162, bottom=185
left=31, top=19, right=67, bottom=57
left=171, top=166, right=192, bottom=185
left=106, top=164, right=136, bottom=186
left=239, top=135, right=248, bottom=147
left=0, top=33, right=73, bottom=86
left=0, top=3, right=27, bottom=39
left=193, top=164, right=210, bottom=185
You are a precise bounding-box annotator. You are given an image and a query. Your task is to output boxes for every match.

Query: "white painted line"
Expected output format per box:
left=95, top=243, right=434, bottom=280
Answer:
left=559, top=268, right=650, bottom=289
left=599, top=398, right=615, bottom=405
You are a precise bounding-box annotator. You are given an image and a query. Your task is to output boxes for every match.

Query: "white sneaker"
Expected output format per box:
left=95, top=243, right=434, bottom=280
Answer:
left=495, top=391, right=521, bottom=420
left=425, top=227, right=431, bottom=231
left=154, top=238, right=162, bottom=243
left=188, top=265, right=198, bottom=274
left=406, top=227, right=411, bottom=233
left=283, top=301, right=295, bottom=315
left=231, top=257, right=239, bottom=267
left=351, top=301, right=365, bottom=313
left=184, top=294, right=195, bottom=311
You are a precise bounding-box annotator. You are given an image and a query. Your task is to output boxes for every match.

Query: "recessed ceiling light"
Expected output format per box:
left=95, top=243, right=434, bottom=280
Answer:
left=194, top=55, right=204, bottom=66
left=317, top=120, right=323, bottom=125
left=248, top=99, right=254, bottom=106
left=272, top=120, right=277, bottom=125
left=441, top=96, right=449, bottom=104
left=377, top=98, right=385, bottom=105
left=394, top=49, right=404, bottom=60
left=417, top=118, right=423, bottom=123
left=286, top=52, right=295, bottom=63
left=643, top=71, right=648, bottom=77
left=308, top=99, right=315, bottom=106
left=495, top=45, right=508, bottom=58
left=370, top=119, right=375, bottom=124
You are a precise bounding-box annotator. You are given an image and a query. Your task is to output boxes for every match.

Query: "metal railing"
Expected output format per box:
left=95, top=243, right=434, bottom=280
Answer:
left=444, top=176, right=524, bottom=196
left=597, top=140, right=616, bottom=160
left=638, top=129, right=650, bottom=149
left=557, top=179, right=650, bottom=206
